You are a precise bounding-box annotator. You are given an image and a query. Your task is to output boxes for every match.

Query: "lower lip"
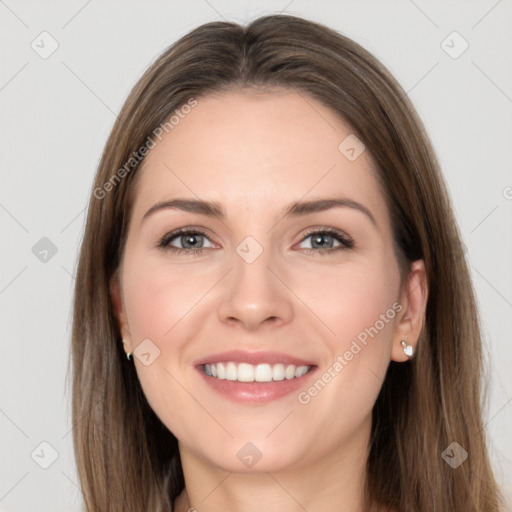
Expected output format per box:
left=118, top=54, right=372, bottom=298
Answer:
left=196, top=366, right=317, bottom=403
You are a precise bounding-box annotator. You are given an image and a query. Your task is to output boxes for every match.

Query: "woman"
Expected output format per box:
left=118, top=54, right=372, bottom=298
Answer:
left=70, top=14, right=505, bottom=512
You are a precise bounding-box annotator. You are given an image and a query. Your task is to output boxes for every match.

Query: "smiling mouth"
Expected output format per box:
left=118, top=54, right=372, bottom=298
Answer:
left=202, top=362, right=314, bottom=383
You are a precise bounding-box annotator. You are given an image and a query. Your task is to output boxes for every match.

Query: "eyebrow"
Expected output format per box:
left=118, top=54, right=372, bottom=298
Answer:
left=142, top=197, right=377, bottom=228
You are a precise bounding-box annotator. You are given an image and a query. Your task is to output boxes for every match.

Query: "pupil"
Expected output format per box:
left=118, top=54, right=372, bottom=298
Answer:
left=312, top=234, right=332, bottom=249
left=184, top=234, right=201, bottom=248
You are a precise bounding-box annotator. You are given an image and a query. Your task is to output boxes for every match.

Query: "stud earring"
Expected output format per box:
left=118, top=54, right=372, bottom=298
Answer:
left=122, top=339, right=132, bottom=361
left=401, top=340, right=414, bottom=358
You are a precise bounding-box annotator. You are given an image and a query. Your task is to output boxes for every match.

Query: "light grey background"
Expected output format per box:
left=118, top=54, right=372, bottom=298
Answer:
left=1, top=1, right=511, bottom=510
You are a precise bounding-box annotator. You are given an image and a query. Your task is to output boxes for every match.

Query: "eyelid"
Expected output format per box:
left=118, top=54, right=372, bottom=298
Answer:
left=297, top=226, right=353, bottom=243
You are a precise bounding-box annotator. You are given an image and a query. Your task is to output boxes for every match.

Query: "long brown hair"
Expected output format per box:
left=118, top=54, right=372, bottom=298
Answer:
left=69, top=14, right=505, bottom=511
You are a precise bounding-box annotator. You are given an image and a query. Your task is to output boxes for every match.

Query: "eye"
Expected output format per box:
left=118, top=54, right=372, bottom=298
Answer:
left=157, top=228, right=216, bottom=255
left=157, top=226, right=354, bottom=256
left=296, top=227, right=354, bottom=255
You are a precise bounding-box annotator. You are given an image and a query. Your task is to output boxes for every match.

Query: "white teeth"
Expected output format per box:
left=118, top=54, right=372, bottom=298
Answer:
left=226, top=362, right=237, bottom=381
left=285, top=364, right=295, bottom=380
left=203, top=362, right=311, bottom=382
left=272, top=363, right=285, bottom=381
left=254, top=363, right=273, bottom=382
left=295, top=365, right=309, bottom=378
left=237, top=363, right=254, bottom=382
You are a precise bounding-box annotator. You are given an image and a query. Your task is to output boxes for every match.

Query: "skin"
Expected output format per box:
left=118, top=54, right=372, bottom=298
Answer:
left=111, top=88, right=428, bottom=512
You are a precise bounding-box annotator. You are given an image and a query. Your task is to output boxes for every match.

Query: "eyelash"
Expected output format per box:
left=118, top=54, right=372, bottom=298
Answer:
left=157, top=226, right=354, bottom=257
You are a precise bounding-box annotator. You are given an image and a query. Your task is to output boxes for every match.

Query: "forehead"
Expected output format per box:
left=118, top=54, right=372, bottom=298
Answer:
left=131, top=89, right=387, bottom=223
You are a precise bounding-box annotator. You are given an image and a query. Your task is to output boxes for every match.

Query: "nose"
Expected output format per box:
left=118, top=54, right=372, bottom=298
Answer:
left=216, top=242, right=294, bottom=331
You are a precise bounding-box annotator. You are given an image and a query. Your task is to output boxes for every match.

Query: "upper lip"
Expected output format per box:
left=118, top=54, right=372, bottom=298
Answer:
left=194, top=349, right=316, bottom=367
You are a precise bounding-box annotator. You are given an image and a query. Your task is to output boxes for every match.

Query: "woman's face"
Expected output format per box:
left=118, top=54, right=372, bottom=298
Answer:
left=113, top=88, right=415, bottom=473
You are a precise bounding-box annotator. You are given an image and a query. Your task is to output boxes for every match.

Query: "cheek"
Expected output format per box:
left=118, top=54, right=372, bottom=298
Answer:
left=326, top=261, right=399, bottom=389
left=337, top=268, right=398, bottom=343
left=302, top=257, right=400, bottom=396
left=298, top=256, right=399, bottom=347
left=122, top=251, right=213, bottom=346
left=121, top=252, right=211, bottom=439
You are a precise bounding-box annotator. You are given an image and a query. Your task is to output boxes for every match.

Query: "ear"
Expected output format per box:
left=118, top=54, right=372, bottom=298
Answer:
left=110, top=269, right=132, bottom=356
left=391, top=259, right=428, bottom=362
